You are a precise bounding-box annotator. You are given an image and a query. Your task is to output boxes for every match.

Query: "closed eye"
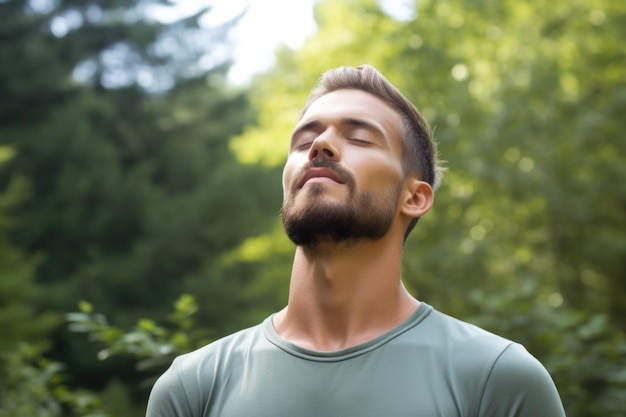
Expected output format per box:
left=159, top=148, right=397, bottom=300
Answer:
left=295, top=141, right=314, bottom=150
left=348, top=138, right=372, bottom=145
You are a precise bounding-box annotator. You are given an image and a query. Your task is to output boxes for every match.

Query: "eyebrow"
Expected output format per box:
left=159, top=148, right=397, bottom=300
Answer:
left=342, top=118, right=384, bottom=134
left=290, top=117, right=385, bottom=144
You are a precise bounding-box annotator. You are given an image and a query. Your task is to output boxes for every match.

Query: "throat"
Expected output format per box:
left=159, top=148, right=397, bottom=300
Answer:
left=276, top=283, right=420, bottom=352
left=278, top=238, right=417, bottom=351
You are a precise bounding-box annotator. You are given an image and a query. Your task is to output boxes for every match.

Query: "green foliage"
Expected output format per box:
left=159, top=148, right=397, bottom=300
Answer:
left=98, top=379, right=137, bottom=417
left=0, top=345, right=106, bottom=417
left=67, top=294, right=212, bottom=372
left=0, top=0, right=279, bottom=413
left=0, top=175, right=58, bottom=352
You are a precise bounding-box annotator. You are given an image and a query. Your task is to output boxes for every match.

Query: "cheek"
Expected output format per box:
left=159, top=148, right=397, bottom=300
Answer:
left=281, top=168, right=289, bottom=194
left=282, top=157, right=299, bottom=193
left=355, top=157, right=403, bottom=190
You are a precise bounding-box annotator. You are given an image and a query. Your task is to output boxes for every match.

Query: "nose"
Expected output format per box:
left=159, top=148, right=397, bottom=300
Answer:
left=308, top=130, right=340, bottom=162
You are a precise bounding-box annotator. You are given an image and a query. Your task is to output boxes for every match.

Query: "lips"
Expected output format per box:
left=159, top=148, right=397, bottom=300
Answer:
left=297, top=167, right=345, bottom=189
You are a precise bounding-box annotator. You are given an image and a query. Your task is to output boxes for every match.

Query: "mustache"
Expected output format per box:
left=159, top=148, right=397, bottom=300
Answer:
left=294, top=158, right=355, bottom=189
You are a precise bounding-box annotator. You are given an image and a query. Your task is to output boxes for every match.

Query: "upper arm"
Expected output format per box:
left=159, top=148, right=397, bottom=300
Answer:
left=145, top=359, right=196, bottom=417
left=478, top=344, right=566, bottom=417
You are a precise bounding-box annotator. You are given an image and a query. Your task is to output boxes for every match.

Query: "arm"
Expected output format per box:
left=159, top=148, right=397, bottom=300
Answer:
left=145, top=359, right=196, bottom=417
left=478, top=344, right=566, bottom=417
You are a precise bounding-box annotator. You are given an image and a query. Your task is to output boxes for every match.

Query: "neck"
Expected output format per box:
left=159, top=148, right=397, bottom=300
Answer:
left=274, top=233, right=419, bottom=351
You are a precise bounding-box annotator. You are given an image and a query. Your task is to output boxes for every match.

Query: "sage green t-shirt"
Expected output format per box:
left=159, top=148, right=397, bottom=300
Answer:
left=146, top=303, right=566, bottom=417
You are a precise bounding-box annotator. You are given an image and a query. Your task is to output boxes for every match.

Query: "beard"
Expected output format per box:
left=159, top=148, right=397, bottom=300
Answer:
left=281, top=161, right=401, bottom=246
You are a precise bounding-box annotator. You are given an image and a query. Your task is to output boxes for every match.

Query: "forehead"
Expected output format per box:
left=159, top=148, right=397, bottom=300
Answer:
left=299, top=89, right=404, bottom=138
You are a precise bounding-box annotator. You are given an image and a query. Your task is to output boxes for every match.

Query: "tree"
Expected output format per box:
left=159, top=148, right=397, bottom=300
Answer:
left=226, top=0, right=626, bottom=415
left=0, top=1, right=281, bottom=414
left=0, top=156, right=99, bottom=417
left=0, top=175, right=58, bottom=353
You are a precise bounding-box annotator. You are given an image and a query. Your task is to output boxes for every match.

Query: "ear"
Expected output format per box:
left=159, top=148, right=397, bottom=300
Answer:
left=400, top=177, right=434, bottom=219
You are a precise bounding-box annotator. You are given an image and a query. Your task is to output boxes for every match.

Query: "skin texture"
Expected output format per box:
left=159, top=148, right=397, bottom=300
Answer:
left=275, top=89, right=434, bottom=351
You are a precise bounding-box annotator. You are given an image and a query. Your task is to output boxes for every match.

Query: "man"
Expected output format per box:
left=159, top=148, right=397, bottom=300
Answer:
left=146, top=65, right=566, bottom=416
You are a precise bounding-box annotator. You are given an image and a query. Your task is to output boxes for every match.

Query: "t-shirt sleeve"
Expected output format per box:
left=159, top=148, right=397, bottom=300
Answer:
left=478, top=343, right=566, bottom=417
left=145, top=358, right=196, bottom=417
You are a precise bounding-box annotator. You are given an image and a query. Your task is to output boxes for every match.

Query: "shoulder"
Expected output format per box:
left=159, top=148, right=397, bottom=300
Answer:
left=421, top=308, right=513, bottom=356
left=417, top=307, right=565, bottom=416
left=478, top=343, right=566, bottom=417
left=421, top=309, right=514, bottom=386
left=175, top=322, right=265, bottom=370
left=146, top=322, right=265, bottom=417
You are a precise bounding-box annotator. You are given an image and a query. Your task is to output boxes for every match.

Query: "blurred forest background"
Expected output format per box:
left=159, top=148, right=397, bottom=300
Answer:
left=1, top=0, right=624, bottom=416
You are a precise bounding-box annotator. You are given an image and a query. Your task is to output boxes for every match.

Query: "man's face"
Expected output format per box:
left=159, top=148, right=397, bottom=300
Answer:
left=281, top=89, right=406, bottom=246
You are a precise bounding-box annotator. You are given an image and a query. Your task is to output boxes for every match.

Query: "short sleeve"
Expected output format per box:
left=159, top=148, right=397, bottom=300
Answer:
left=145, top=359, right=196, bottom=417
left=478, top=343, right=566, bottom=417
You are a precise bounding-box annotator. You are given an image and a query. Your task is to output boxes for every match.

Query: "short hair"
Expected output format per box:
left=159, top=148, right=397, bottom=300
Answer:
left=301, top=64, right=443, bottom=237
